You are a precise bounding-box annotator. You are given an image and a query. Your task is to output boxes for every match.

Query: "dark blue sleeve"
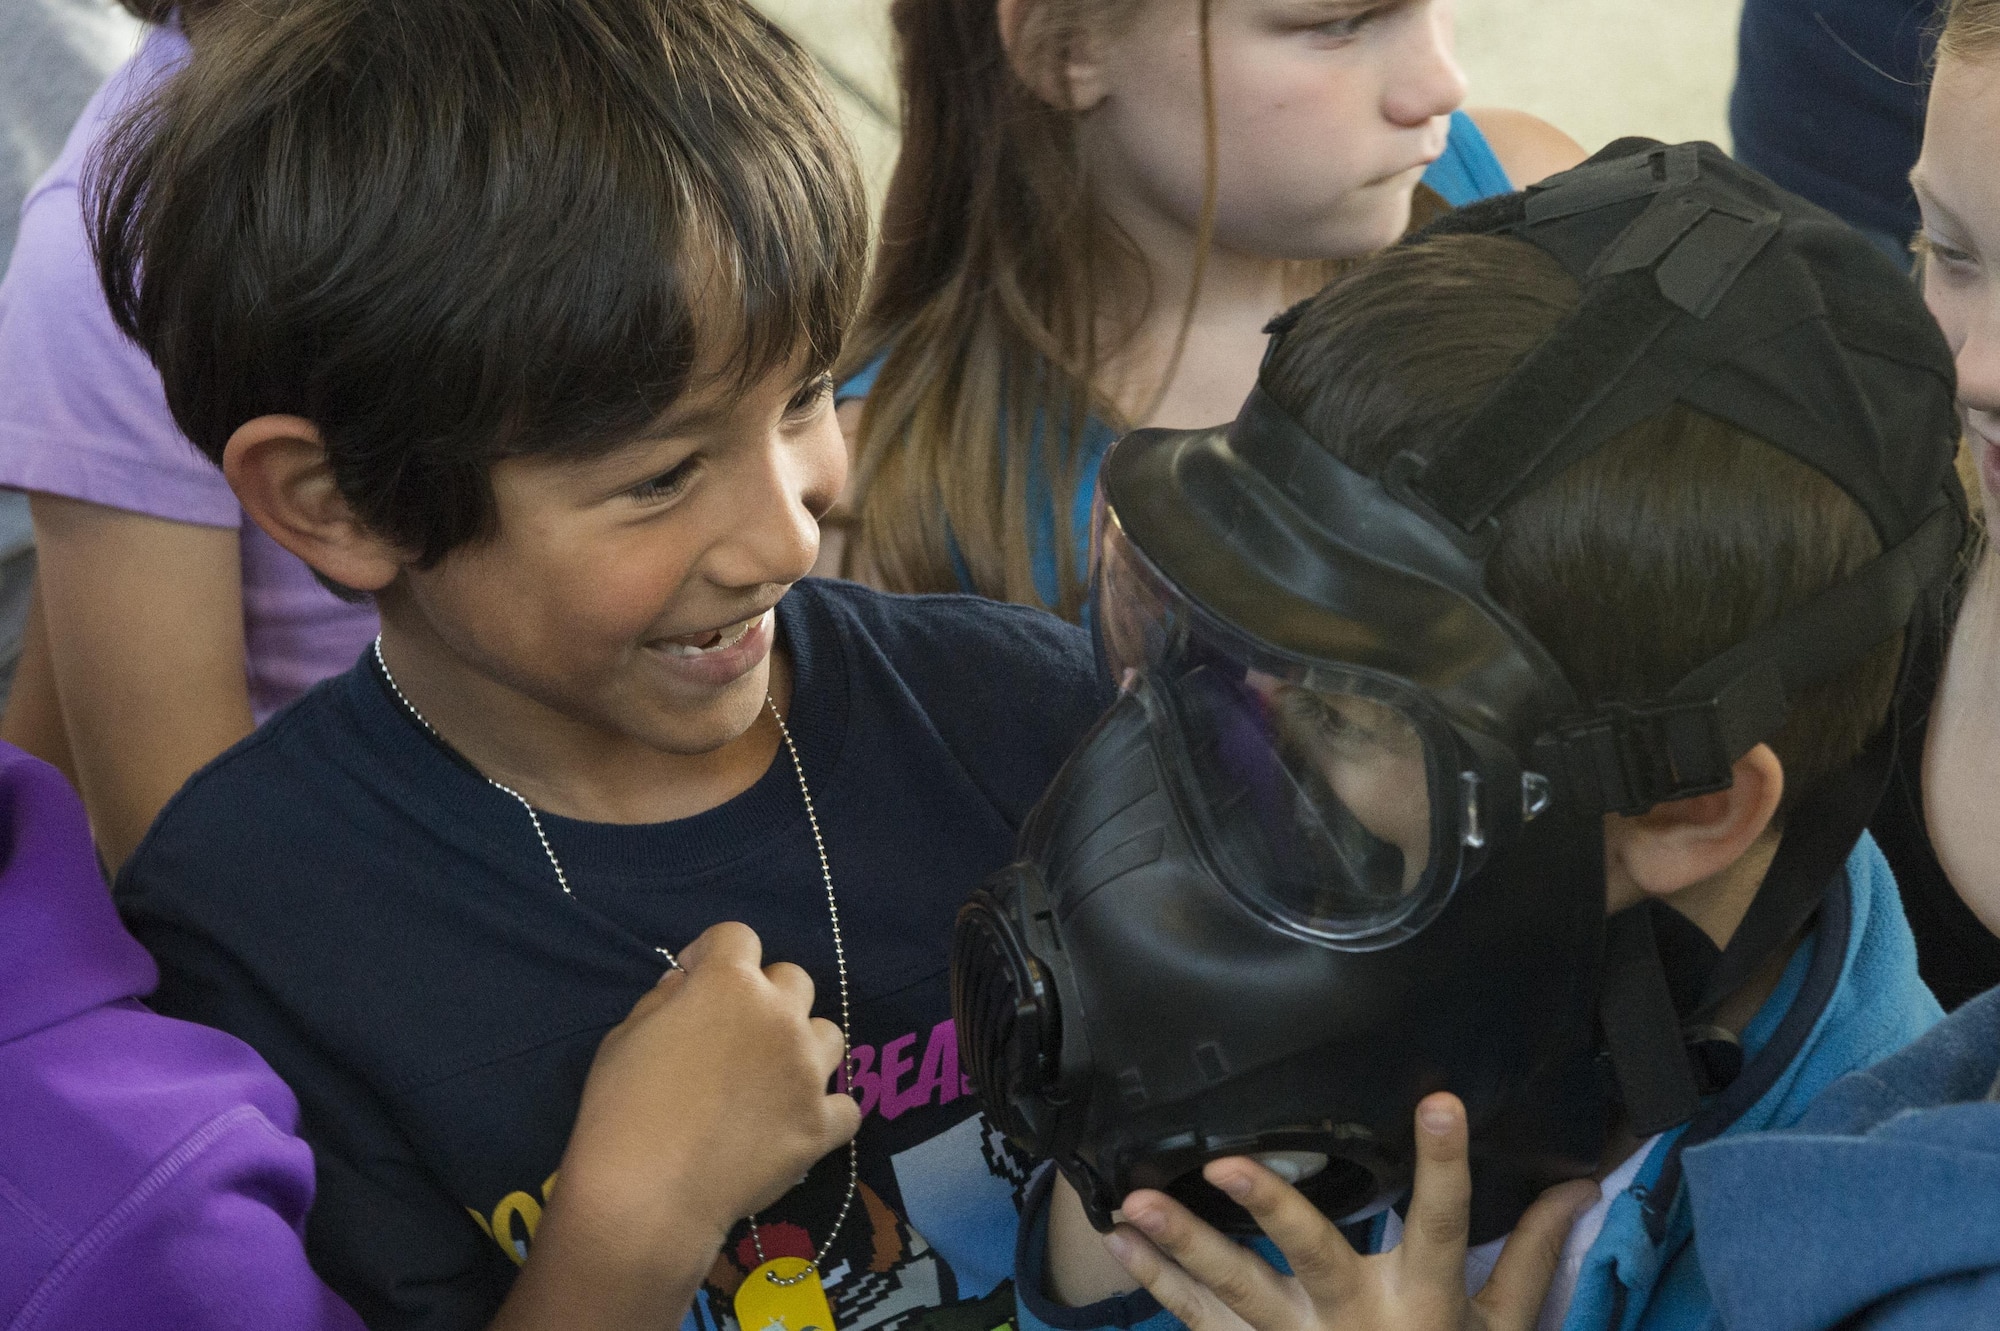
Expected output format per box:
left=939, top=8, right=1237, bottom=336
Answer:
left=117, top=907, right=512, bottom=1331
left=822, top=585, right=1115, bottom=830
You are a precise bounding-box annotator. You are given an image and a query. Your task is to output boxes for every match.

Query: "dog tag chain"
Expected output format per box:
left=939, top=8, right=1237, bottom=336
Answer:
left=372, top=637, right=858, bottom=1328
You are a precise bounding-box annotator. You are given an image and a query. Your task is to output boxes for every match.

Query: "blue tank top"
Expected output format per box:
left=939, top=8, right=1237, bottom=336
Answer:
left=841, top=109, right=1512, bottom=609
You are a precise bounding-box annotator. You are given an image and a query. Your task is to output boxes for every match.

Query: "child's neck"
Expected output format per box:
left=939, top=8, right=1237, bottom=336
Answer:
left=1652, top=829, right=1805, bottom=1035
left=373, top=613, right=787, bottom=827
left=1663, top=830, right=1784, bottom=956
left=1596, top=852, right=1806, bottom=1178
left=1095, top=195, right=1312, bottom=432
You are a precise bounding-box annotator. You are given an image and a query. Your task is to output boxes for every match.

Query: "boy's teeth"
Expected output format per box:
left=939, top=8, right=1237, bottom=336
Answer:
left=659, top=613, right=759, bottom=657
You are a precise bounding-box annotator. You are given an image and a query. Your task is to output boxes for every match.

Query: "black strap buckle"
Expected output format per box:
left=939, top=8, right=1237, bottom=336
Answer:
left=1534, top=699, right=1737, bottom=817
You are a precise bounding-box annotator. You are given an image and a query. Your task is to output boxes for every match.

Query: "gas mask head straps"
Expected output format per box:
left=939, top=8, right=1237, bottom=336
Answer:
left=1257, top=139, right=1966, bottom=1132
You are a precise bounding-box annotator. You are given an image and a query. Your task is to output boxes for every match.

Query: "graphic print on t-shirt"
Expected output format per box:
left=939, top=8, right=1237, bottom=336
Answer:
left=691, top=1105, right=1034, bottom=1331
left=465, top=1016, right=1039, bottom=1331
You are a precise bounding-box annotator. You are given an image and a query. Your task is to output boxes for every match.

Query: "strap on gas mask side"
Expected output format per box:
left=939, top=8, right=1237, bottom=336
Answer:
left=1306, top=139, right=1964, bottom=1133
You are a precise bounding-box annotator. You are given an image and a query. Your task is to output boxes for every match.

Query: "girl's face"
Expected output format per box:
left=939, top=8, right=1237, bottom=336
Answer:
left=1916, top=53, right=2000, bottom=534
left=1076, top=0, right=1467, bottom=261
left=1915, top=52, right=2000, bottom=934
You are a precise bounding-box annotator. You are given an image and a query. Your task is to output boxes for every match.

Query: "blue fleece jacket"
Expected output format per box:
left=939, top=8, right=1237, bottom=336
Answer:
left=1685, top=982, right=2000, bottom=1329
left=1016, top=835, right=1942, bottom=1331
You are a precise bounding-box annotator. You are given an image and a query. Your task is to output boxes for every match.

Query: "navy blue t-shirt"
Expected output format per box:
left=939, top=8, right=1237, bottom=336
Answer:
left=116, top=580, right=1112, bottom=1331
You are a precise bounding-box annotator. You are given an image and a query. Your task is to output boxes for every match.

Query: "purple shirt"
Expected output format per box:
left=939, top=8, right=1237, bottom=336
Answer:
left=0, top=25, right=376, bottom=721
left=0, top=739, right=363, bottom=1330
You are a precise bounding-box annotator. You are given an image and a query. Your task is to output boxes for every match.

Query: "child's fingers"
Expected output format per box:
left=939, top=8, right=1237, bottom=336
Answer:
left=822, top=1082, right=864, bottom=1141
left=1399, top=1094, right=1475, bottom=1292
left=1472, top=1179, right=1598, bottom=1331
left=1199, top=1157, right=1362, bottom=1304
left=812, top=1021, right=861, bottom=1139
left=1120, top=1190, right=1301, bottom=1331
left=676, top=919, right=762, bottom=971
left=1102, top=1224, right=1256, bottom=1331
left=762, top=958, right=817, bottom=1011
left=808, top=1015, right=848, bottom=1079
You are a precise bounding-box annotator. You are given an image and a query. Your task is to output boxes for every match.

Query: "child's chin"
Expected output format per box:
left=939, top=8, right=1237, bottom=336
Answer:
left=634, top=676, right=772, bottom=757
left=1294, top=192, right=1417, bottom=263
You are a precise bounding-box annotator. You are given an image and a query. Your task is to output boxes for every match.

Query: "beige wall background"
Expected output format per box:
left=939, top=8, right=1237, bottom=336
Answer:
left=756, top=0, right=1751, bottom=206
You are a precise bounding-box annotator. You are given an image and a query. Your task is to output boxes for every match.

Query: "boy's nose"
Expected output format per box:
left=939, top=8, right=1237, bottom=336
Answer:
left=708, top=432, right=831, bottom=594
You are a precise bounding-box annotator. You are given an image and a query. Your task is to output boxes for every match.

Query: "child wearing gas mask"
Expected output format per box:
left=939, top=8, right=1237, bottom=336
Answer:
left=1667, top=2, right=2000, bottom=1323
left=961, top=139, right=1964, bottom=1331
left=830, top=0, right=1582, bottom=618
left=94, top=0, right=1112, bottom=1328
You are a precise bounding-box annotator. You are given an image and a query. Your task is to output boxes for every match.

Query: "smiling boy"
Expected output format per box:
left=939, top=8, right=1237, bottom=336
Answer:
left=95, top=1, right=1110, bottom=1328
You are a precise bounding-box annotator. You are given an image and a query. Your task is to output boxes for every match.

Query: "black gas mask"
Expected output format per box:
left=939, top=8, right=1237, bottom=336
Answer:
left=950, top=141, right=1968, bottom=1242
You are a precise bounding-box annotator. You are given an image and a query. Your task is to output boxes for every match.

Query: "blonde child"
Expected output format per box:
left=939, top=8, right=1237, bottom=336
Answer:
left=835, top=0, right=1581, bottom=617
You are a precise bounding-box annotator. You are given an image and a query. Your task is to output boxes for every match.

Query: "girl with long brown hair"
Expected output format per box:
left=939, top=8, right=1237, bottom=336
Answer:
left=836, top=0, right=1582, bottom=618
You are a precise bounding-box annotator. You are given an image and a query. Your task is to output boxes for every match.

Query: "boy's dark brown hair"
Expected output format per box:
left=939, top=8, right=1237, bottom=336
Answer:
left=92, top=0, right=866, bottom=570
left=1262, top=234, right=1902, bottom=815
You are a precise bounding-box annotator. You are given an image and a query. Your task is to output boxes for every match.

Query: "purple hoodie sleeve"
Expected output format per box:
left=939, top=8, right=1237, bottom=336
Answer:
left=10, top=1101, right=366, bottom=1331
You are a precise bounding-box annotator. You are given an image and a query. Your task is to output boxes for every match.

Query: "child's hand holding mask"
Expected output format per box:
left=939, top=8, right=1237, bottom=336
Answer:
left=1103, top=1095, right=1599, bottom=1331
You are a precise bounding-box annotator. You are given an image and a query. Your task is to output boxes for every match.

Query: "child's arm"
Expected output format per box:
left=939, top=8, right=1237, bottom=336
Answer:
left=489, top=921, right=861, bottom=1331
left=126, top=904, right=856, bottom=1331
left=29, top=494, right=255, bottom=872
left=1044, top=1172, right=1146, bottom=1305
left=1464, top=109, right=1587, bottom=189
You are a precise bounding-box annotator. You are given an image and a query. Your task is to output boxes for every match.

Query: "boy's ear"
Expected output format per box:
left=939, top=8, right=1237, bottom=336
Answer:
left=996, top=0, right=1111, bottom=112
left=223, top=415, right=405, bottom=595
left=1603, top=743, right=1786, bottom=928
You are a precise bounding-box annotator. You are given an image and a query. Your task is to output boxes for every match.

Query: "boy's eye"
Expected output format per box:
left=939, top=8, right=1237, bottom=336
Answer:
left=786, top=373, right=835, bottom=417
left=627, top=456, right=701, bottom=505
left=1277, top=687, right=1371, bottom=750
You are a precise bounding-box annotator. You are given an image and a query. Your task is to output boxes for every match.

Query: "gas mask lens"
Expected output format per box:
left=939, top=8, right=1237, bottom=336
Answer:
left=1171, top=664, right=1455, bottom=943
left=1095, top=509, right=1467, bottom=946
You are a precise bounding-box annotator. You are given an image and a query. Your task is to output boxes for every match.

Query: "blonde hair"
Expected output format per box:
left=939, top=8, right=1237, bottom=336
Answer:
left=1942, top=0, right=2000, bottom=60
left=841, top=0, right=1425, bottom=617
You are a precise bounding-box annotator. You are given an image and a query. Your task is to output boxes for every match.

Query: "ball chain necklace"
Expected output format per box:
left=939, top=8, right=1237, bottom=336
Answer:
left=372, top=635, right=857, bottom=1331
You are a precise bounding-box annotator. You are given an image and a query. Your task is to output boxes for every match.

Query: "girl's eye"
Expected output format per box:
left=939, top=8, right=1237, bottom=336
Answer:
left=786, top=373, right=835, bottom=418
left=1926, top=236, right=1977, bottom=271
left=1312, top=15, right=1368, bottom=39
left=628, top=457, right=700, bottom=505
left=1305, top=2, right=1395, bottom=40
